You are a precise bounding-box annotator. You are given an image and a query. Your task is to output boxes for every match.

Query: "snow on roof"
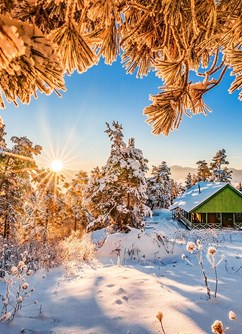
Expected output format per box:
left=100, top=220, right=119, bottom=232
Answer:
left=170, top=182, right=228, bottom=212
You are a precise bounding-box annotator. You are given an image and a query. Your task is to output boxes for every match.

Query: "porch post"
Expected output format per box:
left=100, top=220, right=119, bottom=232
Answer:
left=220, top=213, right=222, bottom=228
left=206, top=213, right=208, bottom=226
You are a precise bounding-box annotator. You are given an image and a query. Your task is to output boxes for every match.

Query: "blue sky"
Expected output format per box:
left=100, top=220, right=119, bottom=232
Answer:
left=1, top=58, right=242, bottom=173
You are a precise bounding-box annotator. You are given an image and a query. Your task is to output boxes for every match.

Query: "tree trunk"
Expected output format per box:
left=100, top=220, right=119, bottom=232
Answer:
left=43, top=209, right=49, bottom=244
left=3, top=210, right=9, bottom=240
left=74, top=215, right=77, bottom=231
left=0, top=156, right=10, bottom=192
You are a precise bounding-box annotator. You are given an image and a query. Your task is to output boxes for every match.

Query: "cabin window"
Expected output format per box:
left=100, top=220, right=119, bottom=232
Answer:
left=222, top=213, right=234, bottom=228
left=192, top=213, right=200, bottom=224
left=235, top=213, right=242, bottom=223
left=208, top=213, right=221, bottom=225
left=201, top=213, right=206, bottom=224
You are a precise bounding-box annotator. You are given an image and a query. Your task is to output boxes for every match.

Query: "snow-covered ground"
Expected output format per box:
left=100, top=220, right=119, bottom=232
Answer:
left=1, top=209, right=242, bottom=333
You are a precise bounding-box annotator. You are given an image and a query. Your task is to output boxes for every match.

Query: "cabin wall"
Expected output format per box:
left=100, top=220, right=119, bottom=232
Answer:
left=193, top=187, right=242, bottom=213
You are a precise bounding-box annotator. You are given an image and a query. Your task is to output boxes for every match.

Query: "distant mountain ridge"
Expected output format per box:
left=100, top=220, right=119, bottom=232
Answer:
left=64, top=166, right=242, bottom=184
left=170, top=165, right=242, bottom=184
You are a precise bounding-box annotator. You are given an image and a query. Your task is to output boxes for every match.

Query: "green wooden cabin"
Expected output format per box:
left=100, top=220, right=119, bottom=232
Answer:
left=170, top=182, right=242, bottom=229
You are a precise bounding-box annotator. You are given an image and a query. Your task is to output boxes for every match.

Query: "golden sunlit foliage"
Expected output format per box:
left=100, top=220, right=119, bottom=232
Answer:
left=0, top=0, right=242, bottom=135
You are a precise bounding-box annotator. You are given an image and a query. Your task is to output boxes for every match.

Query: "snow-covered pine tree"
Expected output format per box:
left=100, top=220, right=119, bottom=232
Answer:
left=64, top=170, right=89, bottom=232
left=210, top=149, right=232, bottom=183
left=185, top=172, right=197, bottom=189
left=191, top=173, right=197, bottom=186
left=220, top=166, right=233, bottom=183
left=0, top=117, right=6, bottom=150
left=237, top=182, right=242, bottom=193
left=185, top=172, right=192, bottom=190
left=196, top=160, right=211, bottom=182
left=0, top=132, right=42, bottom=240
left=32, top=167, right=66, bottom=242
left=170, top=179, right=184, bottom=201
left=85, top=121, right=150, bottom=232
left=83, top=166, right=106, bottom=229
left=0, top=119, right=13, bottom=238
left=0, top=117, right=10, bottom=191
left=146, top=161, right=172, bottom=209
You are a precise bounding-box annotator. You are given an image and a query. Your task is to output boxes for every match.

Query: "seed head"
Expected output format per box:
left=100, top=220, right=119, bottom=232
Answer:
left=211, top=320, right=225, bottom=334
left=207, top=246, right=217, bottom=257
left=17, top=261, right=25, bottom=269
left=0, top=312, right=11, bottom=322
left=229, top=310, right=236, bottom=320
left=186, top=242, right=196, bottom=253
left=21, top=282, right=29, bottom=290
left=26, top=269, right=34, bottom=276
left=156, top=311, right=163, bottom=322
left=10, top=266, right=18, bottom=275
left=17, top=296, right=23, bottom=303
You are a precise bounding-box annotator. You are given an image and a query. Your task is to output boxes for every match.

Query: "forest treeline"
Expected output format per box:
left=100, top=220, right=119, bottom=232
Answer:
left=0, top=119, right=240, bottom=242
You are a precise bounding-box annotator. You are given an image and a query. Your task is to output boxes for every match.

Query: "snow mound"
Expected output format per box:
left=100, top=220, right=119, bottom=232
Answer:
left=97, top=227, right=183, bottom=264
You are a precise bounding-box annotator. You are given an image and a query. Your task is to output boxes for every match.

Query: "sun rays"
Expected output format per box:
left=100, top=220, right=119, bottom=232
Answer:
left=0, top=112, right=97, bottom=211
left=50, top=160, right=64, bottom=173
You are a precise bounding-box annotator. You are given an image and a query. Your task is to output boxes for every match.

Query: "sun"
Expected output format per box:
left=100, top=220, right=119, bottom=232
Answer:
left=50, top=160, right=64, bottom=173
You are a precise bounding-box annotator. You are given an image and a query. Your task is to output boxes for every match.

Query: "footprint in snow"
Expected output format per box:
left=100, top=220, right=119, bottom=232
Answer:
left=122, top=295, right=129, bottom=301
left=106, top=283, right=115, bottom=288
left=112, top=316, right=123, bottom=320
left=116, top=287, right=126, bottom=294
left=95, top=276, right=104, bottom=286
left=115, top=299, right=123, bottom=304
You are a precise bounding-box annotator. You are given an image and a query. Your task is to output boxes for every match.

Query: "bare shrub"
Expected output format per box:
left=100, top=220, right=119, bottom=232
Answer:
left=0, top=237, right=61, bottom=273
left=0, top=260, right=42, bottom=323
left=60, top=231, right=96, bottom=265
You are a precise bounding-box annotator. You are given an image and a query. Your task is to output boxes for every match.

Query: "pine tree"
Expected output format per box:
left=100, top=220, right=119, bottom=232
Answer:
left=196, top=160, right=211, bottom=182
left=0, top=2, right=242, bottom=135
left=0, top=117, right=10, bottom=191
left=237, top=182, right=242, bottom=192
left=0, top=117, right=7, bottom=150
left=185, top=172, right=191, bottom=189
left=85, top=121, right=150, bottom=232
left=64, top=170, right=89, bottom=232
left=0, top=131, right=42, bottom=239
left=83, top=166, right=106, bottom=227
left=191, top=174, right=197, bottom=186
left=32, top=167, right=66, bottom=243
left=147, top=161, right=172, bottom=209
left=210, top=149, right=232, bottom=182
left=185, top=172, right=197, bottom=189
left=170, top=179, right=183, bottom=201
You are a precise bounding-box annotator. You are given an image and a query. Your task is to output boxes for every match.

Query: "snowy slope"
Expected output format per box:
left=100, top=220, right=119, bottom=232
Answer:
left=1, top=211, right=242, bottom=334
